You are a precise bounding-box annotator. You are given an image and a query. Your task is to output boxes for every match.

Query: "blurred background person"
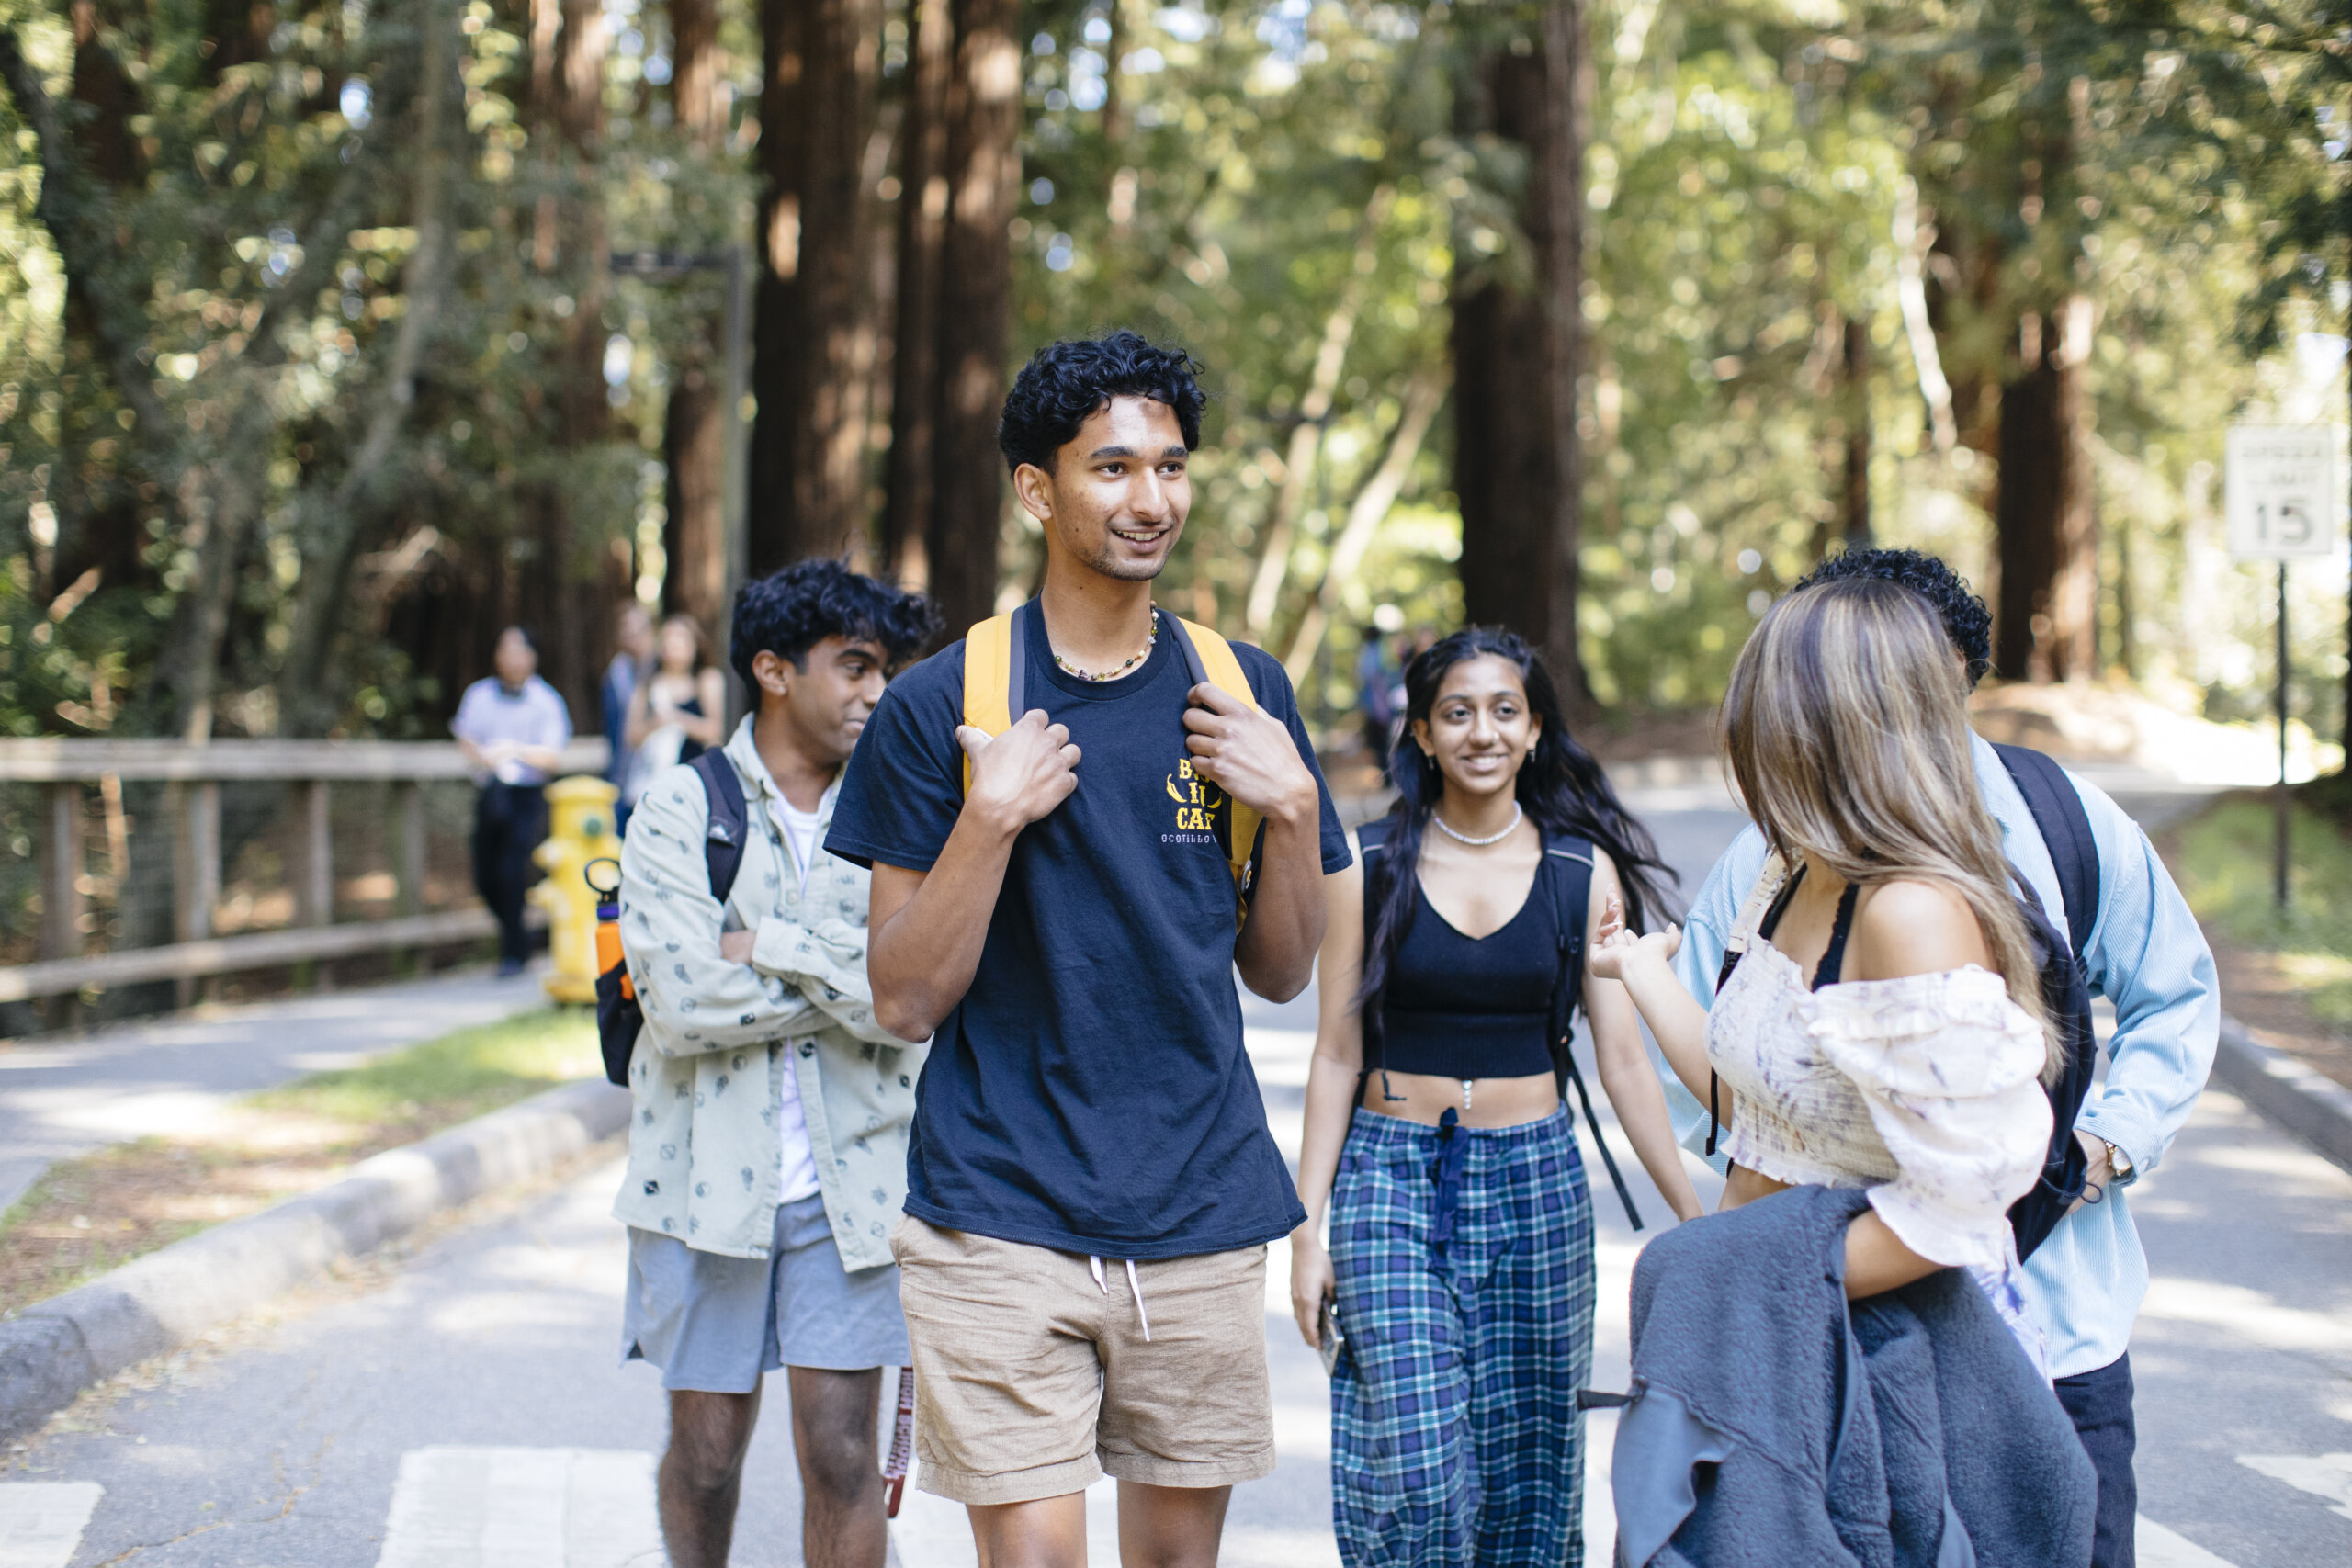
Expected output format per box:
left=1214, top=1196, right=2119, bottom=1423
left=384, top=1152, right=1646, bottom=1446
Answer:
left=451, top=626, right=571, bottom=976
left=604, top=602, right=656, bottom=832
left=624, top=614, right=728, bottom=812
left=1354, top=615, right=1402, bottom=784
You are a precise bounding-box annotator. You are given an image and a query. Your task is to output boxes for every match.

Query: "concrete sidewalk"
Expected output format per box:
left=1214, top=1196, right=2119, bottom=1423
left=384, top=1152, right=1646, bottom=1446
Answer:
left=0, top=965, right=552, bottom=1212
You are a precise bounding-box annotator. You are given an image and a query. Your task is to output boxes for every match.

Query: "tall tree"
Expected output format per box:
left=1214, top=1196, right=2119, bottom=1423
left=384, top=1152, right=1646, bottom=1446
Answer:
left=752, top=0, right=883, bottom=570
left=513, top=0, right=617, bottom=718
left=277, top=0, right=461, bottom=734
left=925, top=0, right=1020, bottom=634
left=1841, top=313, right=1871, bottom=550
left=880, top=0, right=954, bottom=586
left=1453, top=0, right=1589, bottom=706
left=51, top=0, right=150, bottom=605
left=1993, top=298, right=2096, bottom=680
left=662, top=0, right=730, bottom=633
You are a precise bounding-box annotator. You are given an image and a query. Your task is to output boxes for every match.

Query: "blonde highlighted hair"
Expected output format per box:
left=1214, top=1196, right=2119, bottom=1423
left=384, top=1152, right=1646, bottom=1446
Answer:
left=1723, top=577, right=2058, bottom=1078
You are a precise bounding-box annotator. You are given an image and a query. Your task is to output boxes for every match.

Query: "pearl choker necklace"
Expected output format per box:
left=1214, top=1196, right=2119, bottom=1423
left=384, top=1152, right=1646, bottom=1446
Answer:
left=1430, top=801, right=1522, bottom=847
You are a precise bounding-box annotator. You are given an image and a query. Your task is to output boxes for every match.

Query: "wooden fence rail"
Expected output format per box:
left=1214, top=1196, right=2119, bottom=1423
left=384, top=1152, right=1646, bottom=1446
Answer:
left=6, top=739, right=609, bottom=1003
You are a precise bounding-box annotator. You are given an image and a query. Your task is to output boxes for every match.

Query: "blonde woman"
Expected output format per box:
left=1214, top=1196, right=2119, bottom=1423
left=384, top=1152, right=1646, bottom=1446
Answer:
left=625, top=614, right=727, bottom=804
left=1589, top=577, right=2058, bottom=1359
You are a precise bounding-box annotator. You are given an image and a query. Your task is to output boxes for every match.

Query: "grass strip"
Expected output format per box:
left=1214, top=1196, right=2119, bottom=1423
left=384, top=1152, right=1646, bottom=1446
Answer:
left=2172, top=797, right=2352, bottom=1028
left=0, top=1008, right=598, bottom=1319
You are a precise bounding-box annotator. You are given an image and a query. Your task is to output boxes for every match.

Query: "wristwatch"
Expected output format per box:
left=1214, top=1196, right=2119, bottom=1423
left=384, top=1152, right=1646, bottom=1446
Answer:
left=2100, top=1136, right=2133, bottom=1183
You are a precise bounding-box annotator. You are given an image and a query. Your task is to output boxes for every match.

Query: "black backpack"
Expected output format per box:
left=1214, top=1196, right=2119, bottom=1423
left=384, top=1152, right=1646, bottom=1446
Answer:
left=595, top=750, right=752, bottom=1087
left=1357, top=822, right=1647, bottom=1230
left=1991, top=743, right=2102, bottom=1263
left=1708, top=742, right=2101, bottom=1263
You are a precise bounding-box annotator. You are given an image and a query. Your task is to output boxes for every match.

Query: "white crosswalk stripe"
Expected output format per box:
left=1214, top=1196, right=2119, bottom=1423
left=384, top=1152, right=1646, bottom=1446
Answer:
left=2138, top=1515, right=2245, bottom=1567
left=375, top=1448, right=663, bottom=1568
left=0, top=1483, right=103, bottom=1568
left=2238, top=1451, right=2352, bottom=1522
left=0, top=1451, right=2291, bottom=1567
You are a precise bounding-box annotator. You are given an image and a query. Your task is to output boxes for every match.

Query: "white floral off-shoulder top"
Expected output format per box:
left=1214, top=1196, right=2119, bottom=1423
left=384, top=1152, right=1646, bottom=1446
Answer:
left=1709, top=937, right=2052, bottom=1280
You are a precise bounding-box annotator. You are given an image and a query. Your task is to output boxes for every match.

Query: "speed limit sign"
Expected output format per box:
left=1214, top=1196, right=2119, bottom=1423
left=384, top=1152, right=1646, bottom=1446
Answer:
left=2225, top=426, right=2341, bottom=560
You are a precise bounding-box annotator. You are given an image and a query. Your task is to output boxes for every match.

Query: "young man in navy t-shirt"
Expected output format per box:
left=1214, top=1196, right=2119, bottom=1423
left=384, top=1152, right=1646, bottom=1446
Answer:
left=827, top=332, right=1349, bottom=1564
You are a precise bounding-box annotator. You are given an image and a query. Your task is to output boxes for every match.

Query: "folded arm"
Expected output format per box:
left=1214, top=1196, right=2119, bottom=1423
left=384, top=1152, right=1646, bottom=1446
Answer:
left=748, top=914, right=906, bottom=1045
left=619, top=782, right=827, bottom=1055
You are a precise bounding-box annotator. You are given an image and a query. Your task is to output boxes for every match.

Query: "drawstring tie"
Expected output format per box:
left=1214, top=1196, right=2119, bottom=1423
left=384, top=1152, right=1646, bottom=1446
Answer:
left=1090, top=1256, right=1152, bottom=1341
left=1430, top=1106, right=1470, bottom=1272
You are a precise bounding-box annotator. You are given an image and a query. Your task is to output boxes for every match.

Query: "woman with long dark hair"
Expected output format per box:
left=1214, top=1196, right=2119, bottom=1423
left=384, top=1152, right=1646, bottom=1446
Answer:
left=623, top=613, right=726, bottom=807
left=1291, top=627, right=1702, bottom=1566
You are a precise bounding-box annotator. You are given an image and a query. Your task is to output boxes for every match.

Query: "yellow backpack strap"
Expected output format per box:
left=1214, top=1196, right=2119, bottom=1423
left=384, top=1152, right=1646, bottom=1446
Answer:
left=1169, top=615, right=1266, bottom=909
left=959, top=613, right=1018, bottom=793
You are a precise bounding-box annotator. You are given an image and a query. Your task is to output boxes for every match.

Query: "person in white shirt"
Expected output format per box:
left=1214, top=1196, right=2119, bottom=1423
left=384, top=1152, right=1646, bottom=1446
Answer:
left=450, top=626, right=571, bottom=975
left=615, top=560, right=938, bottom=1568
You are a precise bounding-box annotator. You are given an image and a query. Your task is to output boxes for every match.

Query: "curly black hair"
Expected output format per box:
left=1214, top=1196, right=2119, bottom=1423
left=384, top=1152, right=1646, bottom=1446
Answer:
left=1794, top=547, right=1995, bottom=687
left=998, top=330, right=1210, bottom=475
left=728, top=558, right=939, bottom=694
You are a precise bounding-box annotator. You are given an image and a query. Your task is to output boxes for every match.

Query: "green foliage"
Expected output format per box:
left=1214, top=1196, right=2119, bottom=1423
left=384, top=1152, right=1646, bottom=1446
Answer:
left=0, top=0, right=754, bottom=739
left=1011, top=0, right=1457, bottom=681
left=2176, top=795, right=2352, bottom=1024
left=1, top=0, right=2346, bottom=748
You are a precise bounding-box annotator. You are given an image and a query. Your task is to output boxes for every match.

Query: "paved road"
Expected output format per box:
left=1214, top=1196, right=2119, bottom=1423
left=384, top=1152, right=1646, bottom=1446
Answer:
left=4, top=793, right=2350, bottom=1564
left=0, top=965, right=552, bottom=1212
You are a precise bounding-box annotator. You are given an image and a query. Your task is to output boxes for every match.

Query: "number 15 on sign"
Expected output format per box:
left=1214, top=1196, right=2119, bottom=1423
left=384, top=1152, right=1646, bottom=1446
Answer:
left=2224, top=426, right=2340, bottom=560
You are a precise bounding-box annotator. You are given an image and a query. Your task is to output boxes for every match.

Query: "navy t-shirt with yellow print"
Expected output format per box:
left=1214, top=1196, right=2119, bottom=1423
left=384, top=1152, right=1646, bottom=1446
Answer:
left=826, top=599, right=1349, bottom=1259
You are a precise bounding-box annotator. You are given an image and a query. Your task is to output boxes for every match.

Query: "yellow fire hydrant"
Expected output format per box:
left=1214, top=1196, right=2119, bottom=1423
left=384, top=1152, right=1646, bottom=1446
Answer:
left=530, top=775, right=623, bottom=1005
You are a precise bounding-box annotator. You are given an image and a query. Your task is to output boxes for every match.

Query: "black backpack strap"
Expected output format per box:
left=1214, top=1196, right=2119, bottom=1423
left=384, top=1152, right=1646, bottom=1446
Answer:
left=687, top=750, right=751, bottom=903
left=1162, top=606, right=1209, bottom=688
left=1546, top=837, right=1644, bottom=1232
left=1992, top=742, right=2099, bottom=961
left=1354, top=818, right=1394, bottom=1094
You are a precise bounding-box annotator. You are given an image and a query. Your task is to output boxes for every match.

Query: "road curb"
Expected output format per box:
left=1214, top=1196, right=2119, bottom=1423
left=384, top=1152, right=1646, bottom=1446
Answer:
left=0, top=1077, right=628, bottom=1441
left=2211, top=1016, right=2352, bottom=1178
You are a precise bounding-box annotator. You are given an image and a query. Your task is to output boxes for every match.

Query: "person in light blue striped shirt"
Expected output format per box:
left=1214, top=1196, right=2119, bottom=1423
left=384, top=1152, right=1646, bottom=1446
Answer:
left=1667, top=549, right=2218, bottom=1568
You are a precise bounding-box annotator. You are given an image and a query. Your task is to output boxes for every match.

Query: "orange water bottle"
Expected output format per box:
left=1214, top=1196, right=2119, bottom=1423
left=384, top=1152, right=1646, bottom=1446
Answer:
left=587, top=858, right=630, bottom=998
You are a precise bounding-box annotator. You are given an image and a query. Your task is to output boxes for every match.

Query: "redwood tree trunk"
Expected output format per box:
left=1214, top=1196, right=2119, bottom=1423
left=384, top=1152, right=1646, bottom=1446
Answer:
left=52, top=0, right=149, bottom=604
left=880, top=0, right=953, bottom=586
left=664, top=366, right=729, bottom=630
left=752, top=0, right=881, bottom=572
left=1994, top=306, right=2094, bottom=682
left=662, top=0, right=727, bottom=632
left=516, top=0, right=611, bottom=718
left=1453, top=0, right=1587, bottom=706
left=1842, top=313, right=1871, bottom=549
left=925, top=0, right=1019, bottom=636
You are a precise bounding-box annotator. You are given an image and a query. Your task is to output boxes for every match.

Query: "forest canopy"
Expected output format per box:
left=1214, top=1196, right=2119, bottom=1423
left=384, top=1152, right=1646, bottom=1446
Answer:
left=1, top=0, right=2348, bottom=751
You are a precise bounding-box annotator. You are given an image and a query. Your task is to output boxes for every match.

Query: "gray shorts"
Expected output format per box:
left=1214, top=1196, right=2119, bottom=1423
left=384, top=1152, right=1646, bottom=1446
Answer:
left=623, top=1194, right=910, bottom=1392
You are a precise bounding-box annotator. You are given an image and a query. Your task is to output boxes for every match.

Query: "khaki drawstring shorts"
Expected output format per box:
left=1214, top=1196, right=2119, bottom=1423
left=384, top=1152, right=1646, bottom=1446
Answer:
left=890, top=1216, right=1277, bottom=1506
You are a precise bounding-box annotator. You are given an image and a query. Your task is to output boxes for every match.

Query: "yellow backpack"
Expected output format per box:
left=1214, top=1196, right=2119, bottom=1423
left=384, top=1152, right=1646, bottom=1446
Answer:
left=960, top=606, right=1264, bottom=919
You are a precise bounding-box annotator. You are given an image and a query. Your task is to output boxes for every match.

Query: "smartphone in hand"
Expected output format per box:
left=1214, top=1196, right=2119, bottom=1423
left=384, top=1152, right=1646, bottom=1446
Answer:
left=1317, top=1299, right=1348, bottom=1378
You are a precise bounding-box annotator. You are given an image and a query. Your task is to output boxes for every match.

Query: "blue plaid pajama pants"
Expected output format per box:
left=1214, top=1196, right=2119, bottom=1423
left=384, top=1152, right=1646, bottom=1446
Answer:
left=1329, top=1105, right=1596, bottom=1567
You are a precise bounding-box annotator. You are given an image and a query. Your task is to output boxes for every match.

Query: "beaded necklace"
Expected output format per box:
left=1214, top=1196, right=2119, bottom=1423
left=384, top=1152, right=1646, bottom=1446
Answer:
left=1051, top=607, right=1159, bottom=682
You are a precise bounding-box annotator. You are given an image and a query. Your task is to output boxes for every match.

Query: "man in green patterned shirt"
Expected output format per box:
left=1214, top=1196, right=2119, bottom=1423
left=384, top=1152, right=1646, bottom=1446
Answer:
left=615, top=559, right=936, bottom=1568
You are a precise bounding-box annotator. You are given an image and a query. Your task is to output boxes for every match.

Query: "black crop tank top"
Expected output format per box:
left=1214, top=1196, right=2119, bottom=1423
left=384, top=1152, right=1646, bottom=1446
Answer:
left=1374, top=854, right=1561, bottom=1080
